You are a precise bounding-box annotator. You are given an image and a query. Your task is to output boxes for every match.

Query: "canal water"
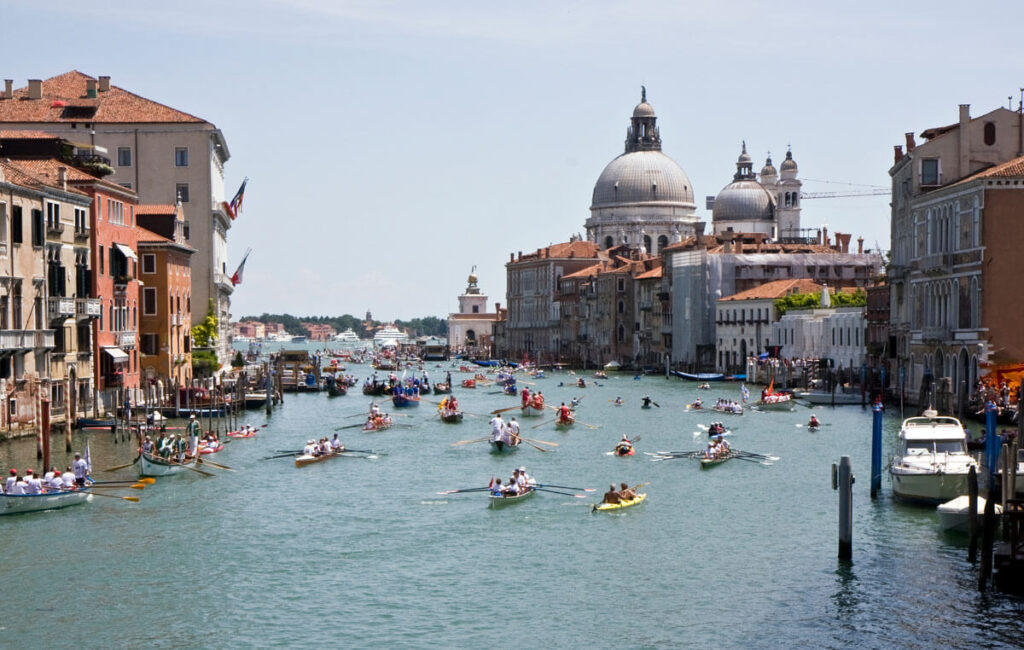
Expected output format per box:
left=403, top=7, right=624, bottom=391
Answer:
left=1, top=366, right=1022, bottom=648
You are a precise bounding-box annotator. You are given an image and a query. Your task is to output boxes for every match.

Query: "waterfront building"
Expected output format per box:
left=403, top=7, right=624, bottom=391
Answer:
left=865, top=283, right=890, bottom=373
left=888, top=103, right=1024, bottom=408
left=301, top=323, right=336, bottom=341
left=771, top=286, right=867, bottom=370
left=715, top=279, right=823, bottom=373
left=233, top=320, right=266, bottom=340
left=136, top=203, right=193, bottom=386
left=503, top=239, right=602, bottom=363
left=0, top=72, right=234, bottom=364
left=585, top=89, right=699, bottom=254
left=448, top=270, right=502, bottom=358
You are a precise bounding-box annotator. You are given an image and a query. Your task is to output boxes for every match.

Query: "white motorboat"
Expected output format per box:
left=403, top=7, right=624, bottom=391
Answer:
left=333, top=328, right=362, bottom=344
left=889, top=411, right=978, bottom=504
left=936, top=495, right=1002, bottom=532
left=373, top=325, right=408, bottom=347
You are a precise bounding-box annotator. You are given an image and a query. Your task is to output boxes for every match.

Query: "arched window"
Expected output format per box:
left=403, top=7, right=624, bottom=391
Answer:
left=784, top=192, right=792, bottom=207
left=617, top=324, right=625, bottom=342
left=792, top=193, right=798, bottom=206
left=643, top=235, right=652, bottom=252
left=617, top=300, right=625, bottom=314
left=984, top=121, right=996, bottom=146
left=657, top=235, right=668, bottom=251
left=465, top=329, right=476, bottom=342
left=604, top=236, right=614, bottom=249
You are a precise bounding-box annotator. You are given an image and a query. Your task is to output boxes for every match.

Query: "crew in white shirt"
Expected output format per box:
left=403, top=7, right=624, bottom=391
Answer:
left=489, top=415, right=506, bottom=442
left=4, top=469, right=17, bottom=494
left=72, top=453, right=89, bottom=487
left=331, top=435, right=344, bottom=451
left=61, top=468, right=76, bottom=488
left=302, top=440, right=316, bottom=456
left=24, top=470, right=42, bottom=495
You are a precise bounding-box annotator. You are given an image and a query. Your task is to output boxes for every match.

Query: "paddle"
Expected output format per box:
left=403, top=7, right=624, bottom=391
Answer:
left=536, top=483, right=596, bottom=492
left=520, top=437, right=558, bottom=447
left=197, top=458, right=235, bottom=471
left=91, top=483, right=147, bottom=490
left=101, top=461, right=137, bottom=473
left=450, top=437, right=489, bottom=447
left=335, top=447, right=379, bottom=455
left=533, top=487, right=586, bottom=498
left=83, top=491, right=140, bottom=502
left=532, top=418, right=556, bottom=430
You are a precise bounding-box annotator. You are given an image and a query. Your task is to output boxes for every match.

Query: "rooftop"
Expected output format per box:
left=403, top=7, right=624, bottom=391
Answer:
left=720, top=279, right=824, bottom=302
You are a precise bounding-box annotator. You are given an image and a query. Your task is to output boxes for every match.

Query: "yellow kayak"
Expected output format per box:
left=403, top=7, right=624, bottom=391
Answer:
left=592, top=493, right=647, bottom=512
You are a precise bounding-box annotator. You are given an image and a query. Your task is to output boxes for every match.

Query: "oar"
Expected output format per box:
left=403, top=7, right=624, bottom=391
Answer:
left=164, top=459, right=215, bottom=477
left=436, top=487, right=491, bottom=495
left=101, top=461, right=137, bottom=473
left=490, top=405, right=521, bottom=415
left=450, top=437, right=489, bottom=447
left=575, top=420, right=599, bottom=430
left=520, top=437, right=558, bottom=447
left=337, top=422, right=367, bottom=430
left=336, top=448, right=379, bottom=455
left=87, top=483, right=147, bottom=490
left=82, top=491, right=140, bottom=502
left=520, top=439, right=550, bottom=453
left=532, top=418, right=556, bottom=430
left=261, top=452, right=299, bottom=461
left=197, top=458, right=235, bottom=471
left=536, top=483, right=596, bottom=492
left=88, top=477, right=155, bottom=485
left=533, top=487, right=586, bottom=498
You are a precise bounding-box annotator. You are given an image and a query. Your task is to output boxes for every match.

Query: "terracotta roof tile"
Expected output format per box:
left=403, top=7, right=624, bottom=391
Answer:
left=720, top=279, right=824, bottom=302
left=561, top=263, right=604, bottom=280
left=7, top=157, right=133, bottom=196
left=635, top=267, right=662, bottom=280
left=0, top=158, right=91, bottom=196
left=964, top=155, right=1024, bottom=180
left=0, top=129, right=61, bottom=139
left=135, top=204, right=176, bottom=215
left=512, top=240, right=602, bottom=263
left=0, top=71, right=206, bottom=124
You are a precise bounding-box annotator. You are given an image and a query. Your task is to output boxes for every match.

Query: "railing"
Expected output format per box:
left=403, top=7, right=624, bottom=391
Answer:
left=47, top=297, right=75, bottom=320
left=0, top=330, right=27, bottom=350
left=46, top=221, right=65, bottom=237
left=33, top=330, right=55, bottom=349
left=74, top=228, right=89, bottom=242
left=76, top=298, right=101, bottom=318
left=215, top=272, right=234, bottom=290
left=919, top=253, right=951, bottom=272
left=118, top=331, right=137, bottom=348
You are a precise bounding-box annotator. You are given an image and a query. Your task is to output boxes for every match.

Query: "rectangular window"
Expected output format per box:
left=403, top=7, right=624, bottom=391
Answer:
left=176, top=183, right=190, bottom=203
left=174, top=148, right=189, bottom=167
left=31, top=209, right=44, bottom=246
left=182, top=221, right=190, bottom=240
left=141, top=333, right=159, bottom=355
left=98, top=245, right=104, bottom=275
left=142, top=253, right=155, bottom=274
left=46, top=202, right=60, bottom=229
left=143, top=287, right=157, bottom=315
left=921, top=159, right=940, bottom=186
left=11, top=205, right=21, bottom=244
left=117, top=147, right=132, bottom=167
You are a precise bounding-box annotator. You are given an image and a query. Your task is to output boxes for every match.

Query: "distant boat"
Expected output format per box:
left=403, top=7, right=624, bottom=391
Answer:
left=333, top=329, right=362, bottom=344
left=671, top=371, right=725, bottom=381
left=374, top=325, right=408, bottom=347
left=291, top=335, right=308, bottom=343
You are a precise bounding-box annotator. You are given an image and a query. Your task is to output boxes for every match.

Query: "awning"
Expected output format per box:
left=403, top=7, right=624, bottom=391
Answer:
left=102, top=346, right=130, bottom=364
left=113, top=243, right=137, bottom=261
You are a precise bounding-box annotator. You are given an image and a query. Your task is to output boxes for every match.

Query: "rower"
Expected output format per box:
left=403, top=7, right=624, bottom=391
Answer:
left=72, top=453, right=89, bottom=487
left=558, top=402, right=572, bottom=422
left=515, top=466, right=529, bottom=491
left=521, top=386, right=531, bottom=407
left=24, top=469, right=42, bottom=495
left=602, top=484, right=621, bottom=505
left=61, top=467, right=76, bottom=489
left=616, top=435, right=633, bottom=455
left=571, top=396, right=581, bottom=408
left=46, top=468, right=65, bottom=491
left=502, top=476, right=521, bottom=496
left=303, top=439, right=317, bottom=456
left=187, top=413, right=201, bottom=458
left=331, top=434, right=344, bottom=452
left=448, top=395, right=459, bottom=411
left=7, top=473, right=25, bottom=495
left=490, top=478, right=504, bottom=496
left=808, top=414, right=821, bottom=428
left=577, top=378, right=586, bottom=388
left=618, top=482, right=637, bottom=500
left=507, top=417, right=520, bottom=443
left=142, top=436, right=155, bottom=455
left=614, top=396, right=623, bottom=406
left=693, top=397, right=702, bottom=408
left=4, top=468, right=17, bottom=494
left=642, top=396, right=652, bottom=408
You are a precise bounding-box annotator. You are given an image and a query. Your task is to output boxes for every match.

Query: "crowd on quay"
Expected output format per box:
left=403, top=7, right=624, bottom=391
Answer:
left=2, top=453, right=90, bottom=494
left=969, top=378, right=1020, bottom=413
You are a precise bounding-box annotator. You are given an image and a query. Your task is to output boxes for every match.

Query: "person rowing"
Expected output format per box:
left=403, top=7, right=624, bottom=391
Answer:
left=502, top=474, right=521, bottom=496
left=708, top=422, right=725, bottom=437
left=558, top=402, right=573, bottom=423
left=331, top=434, right=344, bottom=452
left=507, top=417, right=521, bottom=445
left=692, top=397, right=703, bottom=409
left=615, top=435, right=634, bottom=456
left=641, top=395, right=653, bottom=408
left=617, top=482, right=637, bottom=500
left=490, top=478, right=505, bottom=496
left=570, top=396, right=581, bottom=408
left=808, top=414, right=821, bottom=429
left=577, top=378, right=586, bottom=388
left=614, top=396, right=623, bottom=406
left=602, top=484, right=622, bottom=505
left=303, top=439, right=317, bottom=456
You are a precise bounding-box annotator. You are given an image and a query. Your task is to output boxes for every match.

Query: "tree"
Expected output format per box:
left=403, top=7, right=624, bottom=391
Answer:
left=191, top=299, right=218, bottom=347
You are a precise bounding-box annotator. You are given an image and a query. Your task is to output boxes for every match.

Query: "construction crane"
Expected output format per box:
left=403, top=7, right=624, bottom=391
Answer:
left=798, top=178, right=889, bottom=200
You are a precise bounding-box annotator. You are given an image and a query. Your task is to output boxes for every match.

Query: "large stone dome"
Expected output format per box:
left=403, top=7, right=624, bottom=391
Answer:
left=712, top=180, right=775, bottom=222
left=591, top=150, right=696, bottom=209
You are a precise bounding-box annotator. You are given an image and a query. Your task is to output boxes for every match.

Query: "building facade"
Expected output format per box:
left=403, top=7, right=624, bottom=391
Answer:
left=448, top=270, right=501, bottom=358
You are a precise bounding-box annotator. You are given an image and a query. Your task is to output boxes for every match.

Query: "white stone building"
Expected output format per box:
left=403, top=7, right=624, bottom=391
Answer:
left=771, top=288, right=867, bottom=369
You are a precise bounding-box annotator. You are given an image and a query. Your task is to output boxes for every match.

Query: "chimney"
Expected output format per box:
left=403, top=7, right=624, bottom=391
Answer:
left=3, top=80, right=11, bottom=100
left=27, top=79, right=42, bottom=100
left=494, top=302, right=501, bottom=313
left=98, top=76, right=111, bottom=92
left=86, top=79, right=97, bottom=98
left=894, top=145, right=903, bottom=164
left=841, top=233, right=851, bottom=253
left=857, top=237, right=864, bottom=254
left=694, top=221, right=706, bottom=237
left=822, top=226, right=828, bottom=248
left=510, top=252, right=514, bottom=263
left=904, top=132, right=916, bottom=152
left=57, top=167, right=67, bottom=191
left=959, top=104, right=970, bottom=175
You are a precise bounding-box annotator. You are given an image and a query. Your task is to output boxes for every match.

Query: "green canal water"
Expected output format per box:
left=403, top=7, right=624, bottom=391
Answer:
left=1, top=366, right=1022, bottom=648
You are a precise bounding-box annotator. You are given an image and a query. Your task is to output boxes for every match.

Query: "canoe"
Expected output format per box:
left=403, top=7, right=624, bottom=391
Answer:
left=614, top=446, right=635, bottom=456
left=592, top=493, right=647, bottom=512
left=295, top=451, right=346, bottom=468
left=441, top=411, right=464, bottom=423
left=461, top=379, right=476, bottom=389
left=488, top=487, right=535, bottom=508
left=199, top=442, right=224, bottom=454
left=136, top=453, right=198, bottom=477
left=392, top=393, right=420, bottom=407
left=700, top=453, right=733, bottom=469
left=1, top=490, right=92, bottom=516
left=490, top=439, right=520, bottom=453
left=227, top=429, right=257, bottom=438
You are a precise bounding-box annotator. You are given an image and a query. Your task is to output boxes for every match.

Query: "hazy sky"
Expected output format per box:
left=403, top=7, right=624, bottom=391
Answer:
left=5, top=1, right=1024, bottom=321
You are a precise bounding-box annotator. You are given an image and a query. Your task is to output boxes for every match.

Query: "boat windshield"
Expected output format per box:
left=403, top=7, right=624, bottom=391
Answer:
left=906, top=440, right=967, bottom=455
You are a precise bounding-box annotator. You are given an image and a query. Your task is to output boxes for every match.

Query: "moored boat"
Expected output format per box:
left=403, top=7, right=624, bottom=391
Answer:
left=77, top=417, right=115, bottom=429
left=889, top=412, right=978, bottom=504
left=937, top=495, right=1003, bottom=532
left=592, top=493, right=646, bottom=512
left=488, top=487, right=535, bottom=508
left=1, top=490, right=92, bottom=516
left=136, top=453, right=199, bottom=477
left=243, top=393, right=268, bottom=409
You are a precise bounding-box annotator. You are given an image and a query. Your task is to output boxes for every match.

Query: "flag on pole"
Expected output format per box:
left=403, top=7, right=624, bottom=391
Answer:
left=224, top=178, right=248, bottom=219
left=84, top=440, right=92, bottom=473
left=231, top=249, right=252, bottom=286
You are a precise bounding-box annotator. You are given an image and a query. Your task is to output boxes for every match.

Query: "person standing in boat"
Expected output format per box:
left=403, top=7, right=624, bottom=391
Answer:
left=507, top=417, right=520, bottom=445
left=558, top=402, right=572, bottom=422
left=72, top=453, right=89, bottom=488
left=187, top=414, right=201, bottom=458
left=489, top=413, right=507, bottom=444
left=521, top=386, right=531, bottom=408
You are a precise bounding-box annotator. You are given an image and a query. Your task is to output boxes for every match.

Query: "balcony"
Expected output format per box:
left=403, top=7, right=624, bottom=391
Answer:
left=33, top=330, right=55, bottom=349
left=47, top=296, right=75, bottom=321
left=0, top=330, right=28, bottom=350
left=76, top=298, right=101, bottom=318
left=117, top=331, right=137, bottom=348
left=919, top=253, right=951, bottom=273
left=215, top=272, right=235, bottom=293
left=73, top=228, right=89, bottom=243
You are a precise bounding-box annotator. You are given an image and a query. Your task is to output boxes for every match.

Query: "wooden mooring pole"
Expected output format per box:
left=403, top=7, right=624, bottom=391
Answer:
left=41, top=397, right=50, bottom=472
left=968, top=465, right=979, bottom=563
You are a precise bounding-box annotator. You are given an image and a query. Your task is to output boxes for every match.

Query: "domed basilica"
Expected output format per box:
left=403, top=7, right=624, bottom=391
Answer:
left=711, top=142, right=802, bottom=239
left=585, top=88, right=699, bottom=254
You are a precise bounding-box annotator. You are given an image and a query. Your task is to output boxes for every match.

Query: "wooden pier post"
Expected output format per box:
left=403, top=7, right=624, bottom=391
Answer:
left=870, top=403, right=883, bottom=499
left=979, top=495, right=996, bottom=591
left=834, top=456, right=853, bottom=560
left=968, top=465, right=979, bottom=563
left=41, top=397, right=50, bottom=471
left=65, top=377, right=72, bottom=452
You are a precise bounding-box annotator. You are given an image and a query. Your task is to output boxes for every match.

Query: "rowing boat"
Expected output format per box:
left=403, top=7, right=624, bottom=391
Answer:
left=136, top=453, right=198, bottom=477
left=711, top=406, right=744, bottom=416
left=295, top=450, right=346, bottom=468
left=363, top=417, right=393, bottom=431
left=700, top=452, right=733, bottom=469
left=488, top=487, right=535, bottom=508
left=555, top=417, right=575, bottom=429
left=592, top=493, right=646, bottom=512
left=227, top=429, right=257, bottom=438
left=1, top=490, right=92, bottom=516
left=440, top=411, right=464, bottom=423
left=614, top=445, right=635, bottom=456
left=392, top=393, right=420, bottom=407
left=489, top=439, right=520, bottom=453
left=521, top=404, right=544, bottom=417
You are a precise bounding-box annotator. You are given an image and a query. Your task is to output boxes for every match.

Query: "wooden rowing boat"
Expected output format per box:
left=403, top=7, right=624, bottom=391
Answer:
left=440, top=411, right=464, bottom=423
left=1, top=490, right=92, bottom=515
left=592, top=493, right=646, bottom=512
left=711, top=406, right=744, bottom=416
left=489, top=439, right=520, bottom=453
left=488, top=487, right=535, bottom=508
left=555, top=417, right=575, bottom=429
left=700, top=452, right=733, bottom=469
left=136, top=453, right=198, bottom=477
left=392, top=393, right=420, bottom=407
left=295, top=450, right=346, bottom=468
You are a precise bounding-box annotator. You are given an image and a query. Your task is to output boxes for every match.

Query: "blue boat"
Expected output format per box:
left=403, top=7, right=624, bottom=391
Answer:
left=392, top=393, right=420, bottom=407
left=76, top=417, right=116, bottom=429
left=671, top=371, right=725, bottom=381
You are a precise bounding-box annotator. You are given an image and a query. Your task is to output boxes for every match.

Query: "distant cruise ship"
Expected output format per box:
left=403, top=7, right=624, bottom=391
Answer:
left=373, top=324, right=408, bottom=347
left=333, top=328, right=362, bottom=344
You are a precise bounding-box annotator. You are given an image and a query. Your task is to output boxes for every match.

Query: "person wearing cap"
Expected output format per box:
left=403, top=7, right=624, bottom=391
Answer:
left=602, top=484, right=621, bottom=505
left=46, top=467, right=65, bottom=491
left=24, top=469, right=42, bottom=495
left=618, top=482, right=637, bottom=500
left=4, top=468, right=17, bottom=494
left=303, top=440, right=316, bottom=456
left=187, top=414, right=201, bottom=458
left=72, top=453, right=89, bottom=487
left=7, top=472, right=25, bottom=495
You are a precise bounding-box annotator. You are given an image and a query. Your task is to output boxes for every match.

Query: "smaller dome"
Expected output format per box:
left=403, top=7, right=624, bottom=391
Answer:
left=761, top=156, right=777, bottom=178
left=713, top=180, right=775, bottom=223
left=737, top=141, right=752, bottom=165
left=633, top=102, right=655, bottom=118
left=780, top=149, right=797, bottom=172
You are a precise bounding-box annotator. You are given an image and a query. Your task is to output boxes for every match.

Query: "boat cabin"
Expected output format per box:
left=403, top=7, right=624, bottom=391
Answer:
left=898, top=416, right=969, bottom=456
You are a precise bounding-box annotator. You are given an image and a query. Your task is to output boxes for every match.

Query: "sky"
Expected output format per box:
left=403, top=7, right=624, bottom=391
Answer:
left=5, top=0, right=1024, bottom=321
